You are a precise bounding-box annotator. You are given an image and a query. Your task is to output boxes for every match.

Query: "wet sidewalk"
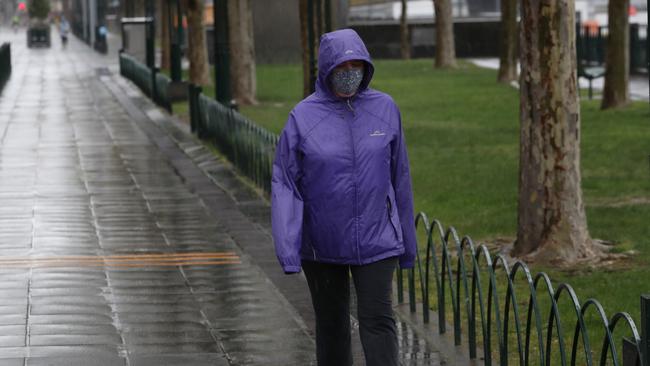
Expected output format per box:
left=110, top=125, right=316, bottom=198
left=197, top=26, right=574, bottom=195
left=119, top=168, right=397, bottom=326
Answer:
left=0, top=28, right=441, bottom=365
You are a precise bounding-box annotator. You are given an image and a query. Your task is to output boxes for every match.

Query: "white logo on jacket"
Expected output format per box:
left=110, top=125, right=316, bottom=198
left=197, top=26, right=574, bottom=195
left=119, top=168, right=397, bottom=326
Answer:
left=370, top=130, right=386, bottom=137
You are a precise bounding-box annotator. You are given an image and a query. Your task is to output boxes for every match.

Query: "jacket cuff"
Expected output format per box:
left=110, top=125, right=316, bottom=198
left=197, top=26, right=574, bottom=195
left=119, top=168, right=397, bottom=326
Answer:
left=282, top=265, right=302, bottom=274
left=398, top=256, right=415, bottom=269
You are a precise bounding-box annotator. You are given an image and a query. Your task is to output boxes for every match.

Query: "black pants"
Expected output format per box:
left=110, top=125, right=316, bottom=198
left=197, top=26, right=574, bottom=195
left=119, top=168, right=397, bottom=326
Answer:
left=303, top=257, right=399, bottom=366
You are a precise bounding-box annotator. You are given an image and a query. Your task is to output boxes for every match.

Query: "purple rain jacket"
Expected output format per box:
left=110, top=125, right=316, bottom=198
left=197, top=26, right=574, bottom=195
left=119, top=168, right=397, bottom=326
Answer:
left=271, top=29, right=417, bottom=274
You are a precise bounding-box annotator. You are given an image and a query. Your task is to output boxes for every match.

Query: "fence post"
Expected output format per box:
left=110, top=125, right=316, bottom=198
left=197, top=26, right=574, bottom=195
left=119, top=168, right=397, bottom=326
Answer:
left=397, top=269, right=404, bottom=303
left=6, top=43, right=10, bottom=75
left=214, top=0, right=232, bottom=104
left=642, top=294, right=650, bottom=366
left=408, top=268, right=416, bottom=313
left=151, top=67, right=159, bottom=103
left=188, top=84, right=202, bottom=136
left=189, top=84, right=197, bottom=134
left=623, top=337, right=640, bottom=366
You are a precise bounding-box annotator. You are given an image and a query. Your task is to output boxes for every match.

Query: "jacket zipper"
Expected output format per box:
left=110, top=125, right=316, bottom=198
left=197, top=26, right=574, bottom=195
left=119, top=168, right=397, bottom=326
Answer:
left=346, top=98, right=355, bottom=113
left=345, top=98, right=361, bottom=264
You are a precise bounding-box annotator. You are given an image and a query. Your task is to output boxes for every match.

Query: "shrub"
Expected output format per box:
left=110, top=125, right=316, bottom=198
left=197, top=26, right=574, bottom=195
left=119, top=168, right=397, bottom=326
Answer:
left=28, top=0, right=50, bottom=20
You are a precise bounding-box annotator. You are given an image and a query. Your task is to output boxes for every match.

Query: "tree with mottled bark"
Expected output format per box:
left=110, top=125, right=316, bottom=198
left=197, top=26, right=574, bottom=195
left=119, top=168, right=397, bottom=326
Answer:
left=497, top=0, right=517, bottom=83
left=433, top=0, right=456, bottom=68
left=515, top=0, right=600, bottom=264
left=601, top=0, right=630, bottom=109
left=228, top=0, right=257, bottom=105
left=400, top=0, right=410, bottom=60
left=182, top=0, right=211, bottom=86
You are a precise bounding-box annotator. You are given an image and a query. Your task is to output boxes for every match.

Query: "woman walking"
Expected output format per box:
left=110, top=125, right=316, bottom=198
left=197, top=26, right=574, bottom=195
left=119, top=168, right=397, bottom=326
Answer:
left=271, top=29, right=417, bottom=366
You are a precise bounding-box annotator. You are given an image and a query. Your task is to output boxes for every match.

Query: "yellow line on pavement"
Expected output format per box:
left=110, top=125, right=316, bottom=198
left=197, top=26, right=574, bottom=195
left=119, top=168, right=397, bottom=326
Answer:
left=1, top=260, right=242, bottom=268
left=0, top=252, right=238, bottom=261
left=0, top=255, right=238, bottom=264
left=0, top=252, right=241, bottom=268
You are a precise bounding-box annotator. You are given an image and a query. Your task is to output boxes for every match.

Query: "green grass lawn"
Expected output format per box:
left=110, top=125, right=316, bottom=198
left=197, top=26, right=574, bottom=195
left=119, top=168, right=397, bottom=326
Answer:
left=239, top=59, right=650, bottom=322
left=170, top=60, right=650, bottom=358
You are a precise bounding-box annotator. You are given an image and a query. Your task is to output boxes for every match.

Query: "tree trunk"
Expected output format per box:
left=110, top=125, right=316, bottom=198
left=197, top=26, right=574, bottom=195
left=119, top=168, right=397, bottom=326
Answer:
left=515, top=0, right=596, bottom=264
left=433, top=0, right=456, bottom=68
left=160, top=0, right=170, bottom=71
left=228, top=0, right=257, bottom=105
left=497, top=0, right=517, bottom=83
left=299, top=0, right=311, bottom=98
left=183, top=0, right=211, bottom=86
left=400, top=0, right=410, bottom=60
left=601, top=0, right=629, bottom=109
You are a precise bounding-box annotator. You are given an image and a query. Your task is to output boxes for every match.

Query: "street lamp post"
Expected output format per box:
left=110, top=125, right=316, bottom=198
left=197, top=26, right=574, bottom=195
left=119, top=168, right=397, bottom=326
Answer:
left=145, top=0, right=155, bottom=70
left=213, top=0, right=231, bottom=105
left=169, top=0, right=182, bottom=82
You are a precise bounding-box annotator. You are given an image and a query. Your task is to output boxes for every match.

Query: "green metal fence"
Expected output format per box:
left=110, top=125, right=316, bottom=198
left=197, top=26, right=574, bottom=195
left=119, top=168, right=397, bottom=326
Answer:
left=154, top=71, right=172, bottom=112
left=192, top=90, right=278, bottom=194
left=397, top=213, right=649, bottom=366
left=119, top=52, right=153, bottom=97
left=0, top=43, right=11, bottom=91
left=119, top=52, right=178, bottom=113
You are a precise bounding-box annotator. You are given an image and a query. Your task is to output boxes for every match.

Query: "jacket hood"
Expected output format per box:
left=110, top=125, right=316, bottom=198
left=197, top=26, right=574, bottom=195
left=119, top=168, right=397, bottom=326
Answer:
left=316, top=29, right=375, bottom=99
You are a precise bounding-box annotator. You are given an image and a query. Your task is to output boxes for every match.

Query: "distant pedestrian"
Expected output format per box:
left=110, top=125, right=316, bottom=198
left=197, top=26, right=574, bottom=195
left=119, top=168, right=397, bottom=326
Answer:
left=271, top=29, right=417, bottom=366
left=59, top=16, right=69, bottom=47
left=11, top=15, right=20, bottom=32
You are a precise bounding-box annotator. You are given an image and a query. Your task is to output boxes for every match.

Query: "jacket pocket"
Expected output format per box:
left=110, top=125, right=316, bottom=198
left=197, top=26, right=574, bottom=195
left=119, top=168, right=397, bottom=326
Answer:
left=386, top=196, right=403, bottom=242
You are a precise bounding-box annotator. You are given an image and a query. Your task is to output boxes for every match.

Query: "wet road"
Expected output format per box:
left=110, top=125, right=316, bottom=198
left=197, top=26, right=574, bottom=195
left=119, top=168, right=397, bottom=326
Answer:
left=0, top=28, right=442, bottom=365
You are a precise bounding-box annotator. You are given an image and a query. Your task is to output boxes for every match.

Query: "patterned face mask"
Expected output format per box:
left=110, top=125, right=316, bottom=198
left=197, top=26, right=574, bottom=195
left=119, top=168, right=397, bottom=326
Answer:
left=330, top=68, right=364, bottom=97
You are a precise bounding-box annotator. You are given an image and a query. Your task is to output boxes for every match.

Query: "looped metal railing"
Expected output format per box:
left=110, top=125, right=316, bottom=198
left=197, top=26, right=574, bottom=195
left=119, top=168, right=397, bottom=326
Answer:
left=397, top=212, right=648, bottom=365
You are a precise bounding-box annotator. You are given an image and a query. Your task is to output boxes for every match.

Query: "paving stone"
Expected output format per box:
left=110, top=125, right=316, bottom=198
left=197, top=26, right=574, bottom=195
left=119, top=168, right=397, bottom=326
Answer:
left=26, top=356, right=126, bottom=366
left=29, top=304, right=112, bottom=316
left=29, top=324, right=118, bottom=336
left=29, top=334, right=122, bottom=346
left=0, top=359, right=24, bottom=366
left=0, top=336, right=26, bottom=347
left=126, top=342, right=222, bottom=355
left=29, top=296, right=108, bottom=306
left=122, top=330, right=213, bottom=345
left=128, top=354, right=228, bottom=366
left=26, top=345, right=121, bottom=358
left=0, top=348, right=27, bottom=358
left=0, top=315, right=26, bottom=325
left=27, top=314, right=114, bottom=325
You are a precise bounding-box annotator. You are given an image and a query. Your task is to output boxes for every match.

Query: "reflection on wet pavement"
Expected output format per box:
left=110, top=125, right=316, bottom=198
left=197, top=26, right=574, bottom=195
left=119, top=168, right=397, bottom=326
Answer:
left=0, top=27, right=443, bottom=365
left=0, top=28, right=314, bottom=365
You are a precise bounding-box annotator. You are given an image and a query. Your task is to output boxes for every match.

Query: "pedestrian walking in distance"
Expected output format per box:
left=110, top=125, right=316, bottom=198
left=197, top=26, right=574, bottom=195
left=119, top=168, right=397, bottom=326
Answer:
left=59, top=16, right=70, bottom=47
left=271, top=29, right=417, bottom=366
